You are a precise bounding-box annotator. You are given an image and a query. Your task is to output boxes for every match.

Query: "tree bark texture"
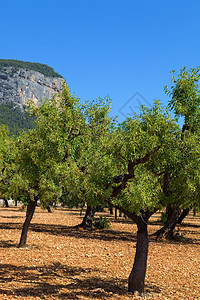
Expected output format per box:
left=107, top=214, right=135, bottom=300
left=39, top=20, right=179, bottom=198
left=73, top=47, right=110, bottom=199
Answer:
left=128, top=218, right=148, bottom=294
left=19, top=198, right=37, bottom=248
left=79, top=205, right=96, bottom=229
left=177, top=208, right=190, bottom=224
left=154, top=204, right=181, bottom=239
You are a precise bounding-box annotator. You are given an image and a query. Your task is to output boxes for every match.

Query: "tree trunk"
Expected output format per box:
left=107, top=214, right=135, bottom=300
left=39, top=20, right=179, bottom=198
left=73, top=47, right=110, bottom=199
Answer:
left=128, top=217, right=148, bottom=294
left=78, top=205, right=96, bottom=229
left=4, top=199, right=9, bottom=207
left=115, top=208, right=117, bottom=220
left=109, top=205, right=113, bottom=215
left=193, top=207, right=196, bottom=216
left=15, top=200, right=17, bottom=206
left=154, top=204, right=181, bottom=239
left=18, top=198, right=37, bottom=248
left=46, top=205, right=52, bottom=213
left=177, top=208, right=190, bottom=224
left=80, top=203, right=85, bottom=216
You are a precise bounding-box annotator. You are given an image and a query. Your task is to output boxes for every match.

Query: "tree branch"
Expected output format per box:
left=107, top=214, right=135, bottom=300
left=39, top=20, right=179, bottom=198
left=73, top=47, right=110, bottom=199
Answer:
left=1, top=166, right=10, bottom=185
left=103, top=145, right=162, bottom=223
left=132, top=145, right=162, bottom=167
left=104, top=198, right=140, bottom=223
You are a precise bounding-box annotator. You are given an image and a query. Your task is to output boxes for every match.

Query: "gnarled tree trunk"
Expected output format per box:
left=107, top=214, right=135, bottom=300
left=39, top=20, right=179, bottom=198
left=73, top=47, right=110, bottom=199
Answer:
left=154, top=204, right=181, bottom=239
left=177, top=208, right=190, bottom=224
left=19, top=198, right=37, bottom=248
left=128, top=217, right=148, bottom=294
left=78, top=205, right=96, bottom=229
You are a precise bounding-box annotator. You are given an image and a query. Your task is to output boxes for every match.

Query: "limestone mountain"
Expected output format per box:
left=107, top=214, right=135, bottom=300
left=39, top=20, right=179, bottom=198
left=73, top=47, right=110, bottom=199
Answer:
left=0, top=59, right=64, bottom=134
left=0, top=59, right=63, bottom=108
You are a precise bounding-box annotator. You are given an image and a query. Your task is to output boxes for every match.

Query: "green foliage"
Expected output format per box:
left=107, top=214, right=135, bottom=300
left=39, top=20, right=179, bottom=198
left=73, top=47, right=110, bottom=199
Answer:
left=0, top=125, right=14, bottom=199
left=107, top=101, right=179, bottom=214
left=0, top=102, right=36, bottom=135
left=165, top=67, right=200, bottom=127
left=25, top=85, right=199, bottom=215
left=0, top=59, right=63, bottom=78
left=0, top=83, right=85, bottom=208
left=1, top=70, right=200, bottom=219
left=164, top=67, right=200, bottom=211
left=59, top=189, right=83, bottom=208
left=93, top=216, right=110, bottom=229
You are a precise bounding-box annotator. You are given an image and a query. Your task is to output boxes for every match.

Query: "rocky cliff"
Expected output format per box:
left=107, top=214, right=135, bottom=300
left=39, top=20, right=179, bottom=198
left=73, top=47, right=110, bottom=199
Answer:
left=0, top=63, right=63, bottom=109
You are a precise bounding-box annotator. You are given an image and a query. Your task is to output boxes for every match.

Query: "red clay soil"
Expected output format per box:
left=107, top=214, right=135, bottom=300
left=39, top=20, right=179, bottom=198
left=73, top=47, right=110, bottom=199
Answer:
left=0, top=206, right=199, bottom=299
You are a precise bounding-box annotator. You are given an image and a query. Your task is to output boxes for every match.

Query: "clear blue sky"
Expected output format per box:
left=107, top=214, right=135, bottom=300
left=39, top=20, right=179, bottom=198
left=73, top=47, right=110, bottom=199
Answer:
left=1, top=0, right=200, bottom=122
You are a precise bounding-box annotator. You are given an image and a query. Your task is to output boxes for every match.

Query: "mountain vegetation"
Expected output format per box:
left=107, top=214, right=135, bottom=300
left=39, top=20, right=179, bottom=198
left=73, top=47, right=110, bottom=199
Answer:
left=0, top=102, right=36, bottom=135
left=0, top=59, right=63, bottom=78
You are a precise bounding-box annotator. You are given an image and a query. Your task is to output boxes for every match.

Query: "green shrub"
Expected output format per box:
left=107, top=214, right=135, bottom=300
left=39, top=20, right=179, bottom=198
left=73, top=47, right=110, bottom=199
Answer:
left=93, top=216, right=110, bottom=229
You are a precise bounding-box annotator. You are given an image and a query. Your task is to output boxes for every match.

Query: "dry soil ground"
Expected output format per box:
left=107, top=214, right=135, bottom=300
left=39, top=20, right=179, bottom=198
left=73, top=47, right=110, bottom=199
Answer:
left=0, top=206, right=199, bottom=300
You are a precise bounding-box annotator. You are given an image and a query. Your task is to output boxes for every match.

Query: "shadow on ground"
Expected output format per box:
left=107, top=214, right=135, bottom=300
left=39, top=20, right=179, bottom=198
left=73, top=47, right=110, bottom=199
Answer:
left=0, top=219, right=199, bottom=245
left=0, top=221, right=138, bottom=243
left=0, top=240, right=18, bottom=248
left=0, top=262, right=161, bottom=299
left=0, top=209, right=199, bottom=246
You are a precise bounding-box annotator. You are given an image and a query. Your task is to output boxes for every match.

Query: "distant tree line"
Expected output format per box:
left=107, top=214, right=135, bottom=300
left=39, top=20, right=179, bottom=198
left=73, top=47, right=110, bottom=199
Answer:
left=0, top=59, right=63, bottom=78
